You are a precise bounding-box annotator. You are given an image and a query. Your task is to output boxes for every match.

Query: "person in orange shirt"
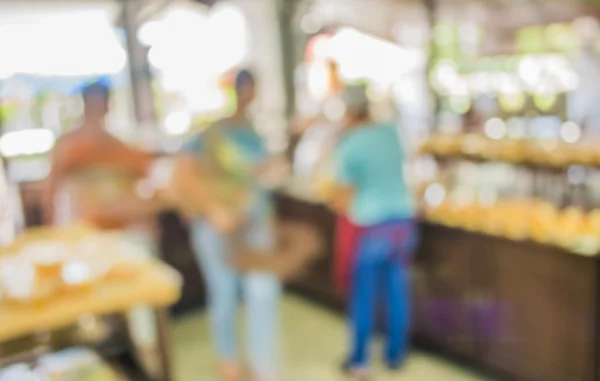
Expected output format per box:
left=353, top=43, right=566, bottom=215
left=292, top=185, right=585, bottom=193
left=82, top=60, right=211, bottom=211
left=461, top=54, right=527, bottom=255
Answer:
left=44, top=81, right=158, bottom=230
left=43, top=81, right=167, bottom=375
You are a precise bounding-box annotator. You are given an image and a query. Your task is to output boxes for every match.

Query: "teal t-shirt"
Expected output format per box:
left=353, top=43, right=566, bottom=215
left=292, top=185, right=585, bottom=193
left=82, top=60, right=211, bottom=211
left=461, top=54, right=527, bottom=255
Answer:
left=183, top=121, right=272, bottom=218
left=335, top=122, right=415, bottom=226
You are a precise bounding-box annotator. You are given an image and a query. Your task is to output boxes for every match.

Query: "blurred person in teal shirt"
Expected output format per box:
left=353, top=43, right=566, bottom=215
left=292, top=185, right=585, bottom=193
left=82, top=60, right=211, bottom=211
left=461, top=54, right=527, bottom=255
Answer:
left=180, top=70, right=281, bottom=381
left=323, top=84, right=418, bottom=381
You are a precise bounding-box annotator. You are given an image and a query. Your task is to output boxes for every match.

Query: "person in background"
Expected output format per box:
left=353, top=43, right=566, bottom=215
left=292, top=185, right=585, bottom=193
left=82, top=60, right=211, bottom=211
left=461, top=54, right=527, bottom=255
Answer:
left=293, top=68, right=360, bottom=297
left=178, top=70, right=281, bottom=381
left=323, top=84, right=418, bottom=381
left=463, top=107, right=482, bottom=134
left=309, top=110, right=362, bottom=297
left=43, top=81, right=163, bottom=376
left=44, top=81, right=158, bottom=229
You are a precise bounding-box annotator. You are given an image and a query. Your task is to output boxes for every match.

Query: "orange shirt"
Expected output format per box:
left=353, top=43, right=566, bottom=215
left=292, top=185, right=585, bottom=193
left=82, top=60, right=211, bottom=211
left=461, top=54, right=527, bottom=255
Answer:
left=50, top=131, right=153, bottom=230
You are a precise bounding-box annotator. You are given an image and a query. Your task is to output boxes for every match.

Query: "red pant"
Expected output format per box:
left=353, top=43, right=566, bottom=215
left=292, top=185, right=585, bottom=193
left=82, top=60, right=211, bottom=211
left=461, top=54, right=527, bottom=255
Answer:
left=334, top=214, right=363, bottom=294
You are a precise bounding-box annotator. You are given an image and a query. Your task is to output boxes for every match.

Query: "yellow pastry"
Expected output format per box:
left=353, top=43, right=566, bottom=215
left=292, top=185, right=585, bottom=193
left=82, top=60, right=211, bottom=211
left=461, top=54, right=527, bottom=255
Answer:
left=587, top=209, right=600, bottom=234
left=0, top=258, right=59, bottom=305
left=530, top=201, right=558, bottom=243
left=555, top=206, right=586, bottom=248
left=61, top=258, right=110, bottom=293
left=19, top=243, right=69, bottom=279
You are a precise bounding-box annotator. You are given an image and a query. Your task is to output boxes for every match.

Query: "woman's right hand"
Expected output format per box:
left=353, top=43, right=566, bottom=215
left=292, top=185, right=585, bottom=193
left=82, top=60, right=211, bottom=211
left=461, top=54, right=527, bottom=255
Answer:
left=207, top=205, right=240, bottom=234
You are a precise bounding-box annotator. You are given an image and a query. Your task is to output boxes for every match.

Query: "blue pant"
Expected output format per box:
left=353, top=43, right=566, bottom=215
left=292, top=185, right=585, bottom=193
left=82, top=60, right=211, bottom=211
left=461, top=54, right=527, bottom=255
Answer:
left=347, top=219, right=417, bottom=369
left=190, top=216, right=281, bottom=378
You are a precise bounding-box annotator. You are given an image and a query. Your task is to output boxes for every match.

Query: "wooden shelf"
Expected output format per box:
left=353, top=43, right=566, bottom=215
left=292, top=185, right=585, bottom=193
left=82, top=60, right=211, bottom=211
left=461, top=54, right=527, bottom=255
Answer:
left=423, top=152, right=599, bottom=172
left=422, top=221, right=600, bottom=258
left=414, top=223, right=599, bottom=381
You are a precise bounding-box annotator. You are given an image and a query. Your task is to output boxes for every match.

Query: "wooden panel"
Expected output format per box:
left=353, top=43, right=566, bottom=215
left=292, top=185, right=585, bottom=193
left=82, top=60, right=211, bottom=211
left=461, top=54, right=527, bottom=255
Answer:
left=413, top=225, right=476, bottom=358
left=157, top=211, right=206, bottom=314
left=416, top=224, right=598, bottom=381
left=468, top=233, right=502, bottom=360
left=482, top=240, right=596, bottom=381
left=565, top=257, right=597, bottom=381
left=274, top=193, right=342, bottom=307
left=19, top=181, right=44, bottom=227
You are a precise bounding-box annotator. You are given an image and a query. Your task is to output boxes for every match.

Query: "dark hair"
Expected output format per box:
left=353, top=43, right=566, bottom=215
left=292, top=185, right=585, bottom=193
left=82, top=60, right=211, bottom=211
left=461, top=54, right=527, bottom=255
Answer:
left=82, top=81, right=110, bottom=101
left=234, top=69, right=255, bottom=91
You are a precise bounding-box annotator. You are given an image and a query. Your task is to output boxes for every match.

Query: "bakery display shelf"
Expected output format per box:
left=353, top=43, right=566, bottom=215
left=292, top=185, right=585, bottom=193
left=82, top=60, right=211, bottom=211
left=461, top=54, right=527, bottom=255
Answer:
left=0, top=304, right=173, bottom=380
left=421, top=220, right=600, bottom=258
left=0, top=316, right=166, bottom=380
left=0, top=225, right=180, bottom=381
left=0, top=308, right=129, bottom=366
left=414, top=222, right=599, bottom=381
left=425, top=152, right=597, bottom=171
left=0, top=224, right=182, bottom=343
left=0, top=260, right=180, bottom=344
left=107, top=351, right=154, bottom=381
left=0, top=344, right=153, bottom=381
left=0, top=350, right=152, bottom=381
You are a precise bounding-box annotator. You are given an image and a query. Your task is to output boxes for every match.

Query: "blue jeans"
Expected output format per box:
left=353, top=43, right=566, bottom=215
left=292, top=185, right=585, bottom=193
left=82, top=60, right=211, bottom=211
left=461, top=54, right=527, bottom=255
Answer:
left=347, top=219, right=418, bottom=369
left=190, top=216, right=281, bottom=378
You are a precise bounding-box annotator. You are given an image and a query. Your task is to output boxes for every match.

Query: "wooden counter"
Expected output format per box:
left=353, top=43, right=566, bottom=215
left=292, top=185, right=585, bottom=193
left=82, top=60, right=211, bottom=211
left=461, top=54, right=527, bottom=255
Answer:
left=15, top=181, right=205, bottom=315
left=157, top=211, right=207, bottom=314
left=274, top=192, right=344, bottom=308
left=275, top=193, right=600, bottom=381
left=19, top=183, right=600, bottom=381
left=414, top=223, right=598, bottom=381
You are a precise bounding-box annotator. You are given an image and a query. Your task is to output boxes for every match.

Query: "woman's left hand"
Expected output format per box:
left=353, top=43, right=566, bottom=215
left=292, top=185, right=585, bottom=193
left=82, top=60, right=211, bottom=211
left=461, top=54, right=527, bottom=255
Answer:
left=256, top=156, right=290, bottom=188
left=207, top=204, right=242, bottom=234
left=230, top=253, right=303, bottom=280
left=230, top=221, right=323, bottom=280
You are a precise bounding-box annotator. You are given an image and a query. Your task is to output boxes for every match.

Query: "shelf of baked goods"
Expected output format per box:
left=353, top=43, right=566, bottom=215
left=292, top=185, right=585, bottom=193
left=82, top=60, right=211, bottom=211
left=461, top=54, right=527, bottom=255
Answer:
left=421, top=197, right=600, bottom=256
left=0, top=346, right=135, bottom=381
left=0, top=224, right=181, bottom=343
left=419, top=131, right=599, bottom=169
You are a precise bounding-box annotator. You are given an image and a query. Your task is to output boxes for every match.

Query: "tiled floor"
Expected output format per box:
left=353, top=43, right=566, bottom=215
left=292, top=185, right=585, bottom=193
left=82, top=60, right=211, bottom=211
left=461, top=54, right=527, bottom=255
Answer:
left=172, top=294, right=489, bottom=381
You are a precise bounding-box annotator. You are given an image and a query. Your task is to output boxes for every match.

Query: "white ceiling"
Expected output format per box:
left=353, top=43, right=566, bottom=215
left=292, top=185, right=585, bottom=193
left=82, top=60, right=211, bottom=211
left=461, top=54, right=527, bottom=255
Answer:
left=0, top=0, right=132, bottom=77
left=307, top=0, right=426, bottom=41
left=0, top=0, right=122, bottom=25
left=306, top=0, right=597, bottom=42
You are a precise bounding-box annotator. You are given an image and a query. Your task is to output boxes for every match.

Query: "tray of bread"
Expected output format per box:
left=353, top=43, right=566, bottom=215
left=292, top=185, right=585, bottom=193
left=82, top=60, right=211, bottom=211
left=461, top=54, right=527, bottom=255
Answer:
left=0, top=224, right=181, bottom=343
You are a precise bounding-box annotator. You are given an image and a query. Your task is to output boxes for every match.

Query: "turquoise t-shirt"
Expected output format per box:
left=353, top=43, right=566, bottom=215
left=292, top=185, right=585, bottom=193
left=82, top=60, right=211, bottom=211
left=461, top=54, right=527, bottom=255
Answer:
left=335, top=122, right=415, bottom=226
left=183, top=121, right=272, bottom=218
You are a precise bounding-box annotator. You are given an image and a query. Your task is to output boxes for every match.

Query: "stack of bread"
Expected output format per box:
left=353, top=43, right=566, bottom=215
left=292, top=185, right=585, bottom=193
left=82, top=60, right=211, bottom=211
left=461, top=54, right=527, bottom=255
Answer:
left=0, top=234, right=146, bottom=306
left=424, top=198, right=600, bottom=255
left=420, top=133, right=600, bottom=168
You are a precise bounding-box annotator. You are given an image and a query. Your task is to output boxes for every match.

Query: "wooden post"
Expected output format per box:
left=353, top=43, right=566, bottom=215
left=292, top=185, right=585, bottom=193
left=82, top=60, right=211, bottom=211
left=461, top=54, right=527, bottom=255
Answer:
left=276, top=0, right=298, bottom=122
left=424, top=0, right=439, bottom=132
left=121, top=0, right=157, bottom=130
left=0, top=82, right=3, bottom=132
left=154, top=308, right=173, bottom=381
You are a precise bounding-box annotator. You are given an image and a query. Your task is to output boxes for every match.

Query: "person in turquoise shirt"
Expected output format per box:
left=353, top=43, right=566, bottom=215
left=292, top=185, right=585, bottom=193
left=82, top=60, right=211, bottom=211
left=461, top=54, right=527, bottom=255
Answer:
left=327, top=85, right=419, bottom=380
left=181, top=70, right=280, bottom=381
left=336, top=121, right=416, bottom=225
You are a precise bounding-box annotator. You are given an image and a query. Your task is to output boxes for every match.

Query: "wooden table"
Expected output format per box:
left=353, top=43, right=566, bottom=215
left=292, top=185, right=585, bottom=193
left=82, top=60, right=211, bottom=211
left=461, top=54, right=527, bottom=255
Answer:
left=0, top=227, right=182, bottom=381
